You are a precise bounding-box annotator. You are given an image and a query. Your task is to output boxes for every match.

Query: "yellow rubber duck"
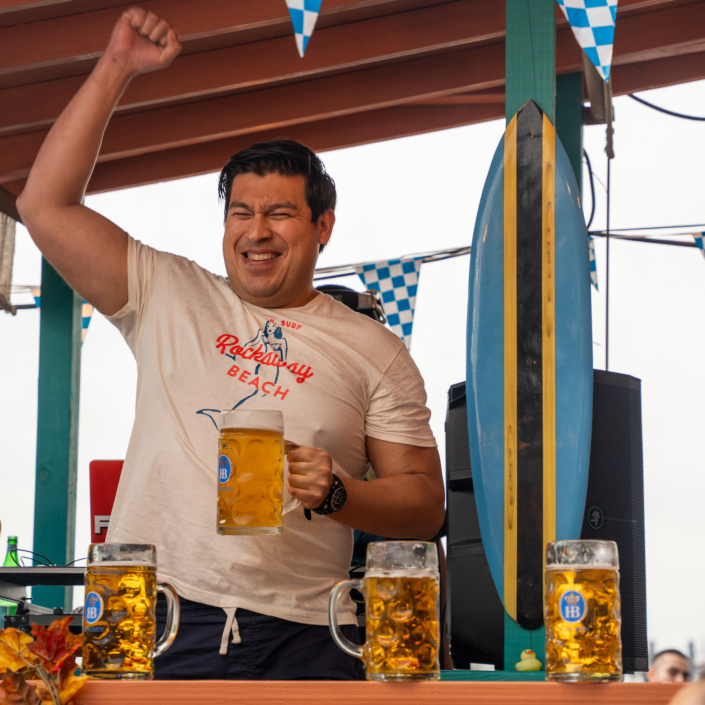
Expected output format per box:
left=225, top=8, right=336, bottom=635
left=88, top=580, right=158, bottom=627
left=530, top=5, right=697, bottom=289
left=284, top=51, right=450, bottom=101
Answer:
left=515, top=649, right=542, bottom=672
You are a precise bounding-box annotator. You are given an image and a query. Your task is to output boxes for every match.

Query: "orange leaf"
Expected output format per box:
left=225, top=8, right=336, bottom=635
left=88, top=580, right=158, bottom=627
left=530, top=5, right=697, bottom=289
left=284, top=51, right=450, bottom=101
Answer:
left=58, top=674, right=88, bottom=705
left=0, top=630, right=36, bottom=673
left=0, top=670, right=40, bottom=705
left=28, top=627, right=67, bottom=674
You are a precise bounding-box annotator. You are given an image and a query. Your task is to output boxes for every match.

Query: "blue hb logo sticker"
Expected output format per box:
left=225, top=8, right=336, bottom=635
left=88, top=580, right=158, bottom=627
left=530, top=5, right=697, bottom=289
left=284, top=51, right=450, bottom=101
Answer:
left=560, top=590, right=586, bottom=623
left=218, top=455, right=231, bottom=484
left=84, top=591, right=103, bottom=625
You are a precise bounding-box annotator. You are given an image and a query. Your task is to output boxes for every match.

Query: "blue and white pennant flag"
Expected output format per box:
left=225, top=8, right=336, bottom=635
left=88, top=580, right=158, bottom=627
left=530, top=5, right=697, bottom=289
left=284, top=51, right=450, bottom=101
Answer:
left=556, top=0, right=618, bottom=82
left=355, top=258, right=423, bottom=349
left=285, top=0, right=322, bottom=57
left=694, top=232, right=705, bottom=260
left=32, top=287, right=94, bottom=344
left=588, top=235, right=598, bottom=290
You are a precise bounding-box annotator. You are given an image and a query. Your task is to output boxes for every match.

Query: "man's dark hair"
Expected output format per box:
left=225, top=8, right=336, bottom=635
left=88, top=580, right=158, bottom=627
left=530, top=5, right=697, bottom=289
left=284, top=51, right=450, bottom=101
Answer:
left=652, top=649, right=689, bottom=663
left=218, top=139, right=336, bottom=252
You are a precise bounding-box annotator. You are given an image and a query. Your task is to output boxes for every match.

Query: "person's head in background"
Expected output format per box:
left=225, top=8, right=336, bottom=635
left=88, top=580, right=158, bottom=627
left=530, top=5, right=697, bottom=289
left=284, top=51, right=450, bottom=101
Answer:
left=648, top=649, right=691, bottom=683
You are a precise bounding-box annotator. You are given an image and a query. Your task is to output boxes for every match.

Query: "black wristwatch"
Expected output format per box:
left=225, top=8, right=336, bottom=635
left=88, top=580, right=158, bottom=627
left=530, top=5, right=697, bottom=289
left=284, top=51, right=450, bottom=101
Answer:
left=312, top=474, right=347, bottom=516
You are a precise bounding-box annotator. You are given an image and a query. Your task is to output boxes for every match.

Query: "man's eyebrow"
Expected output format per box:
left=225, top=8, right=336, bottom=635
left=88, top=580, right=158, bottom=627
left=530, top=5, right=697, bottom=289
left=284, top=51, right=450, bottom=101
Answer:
left=228, top=200, right=253, bottom=211
left=264, top=201, right=298, bottom=212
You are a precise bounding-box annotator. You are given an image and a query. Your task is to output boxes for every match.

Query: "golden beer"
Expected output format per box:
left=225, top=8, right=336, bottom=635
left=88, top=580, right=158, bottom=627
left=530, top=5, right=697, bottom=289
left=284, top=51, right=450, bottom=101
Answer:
left=363, top=575, right=440, bottom=680
left=545, top=541, right=622, bottom=683
left=83, top=544, right=179, bottom=681
left=329, top=541, right=440, bottom=682
left=217, top=427, right=284, bottom=535
left=83, top=565, right=157, bottom=678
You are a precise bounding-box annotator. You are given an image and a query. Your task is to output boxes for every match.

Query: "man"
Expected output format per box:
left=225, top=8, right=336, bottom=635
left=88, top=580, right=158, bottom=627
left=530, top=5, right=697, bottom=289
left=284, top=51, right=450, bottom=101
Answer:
left=647, top=650, right=692, bottom=683
left=17, top=8, right=444, bottom=681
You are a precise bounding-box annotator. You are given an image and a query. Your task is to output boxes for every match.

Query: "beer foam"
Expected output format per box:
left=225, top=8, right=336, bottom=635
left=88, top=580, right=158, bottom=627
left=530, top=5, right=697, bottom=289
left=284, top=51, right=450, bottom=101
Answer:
left=364, top=569, right=439, bottom=578
left=546, top=564, right=618, bottom=571
left=219, top=409, right=284, bottom=434
left=88, top=560, right=155, bottom=568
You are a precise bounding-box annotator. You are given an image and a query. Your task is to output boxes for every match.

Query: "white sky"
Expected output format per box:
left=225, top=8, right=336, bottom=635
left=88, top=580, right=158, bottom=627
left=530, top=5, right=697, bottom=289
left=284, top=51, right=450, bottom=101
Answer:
left=1, top=79, right=704, bottom=664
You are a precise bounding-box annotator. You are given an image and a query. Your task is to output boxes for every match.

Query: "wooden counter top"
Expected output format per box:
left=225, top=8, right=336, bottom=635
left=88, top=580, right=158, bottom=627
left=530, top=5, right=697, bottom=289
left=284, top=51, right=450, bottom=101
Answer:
left=1, top=680, right=683, bottom=705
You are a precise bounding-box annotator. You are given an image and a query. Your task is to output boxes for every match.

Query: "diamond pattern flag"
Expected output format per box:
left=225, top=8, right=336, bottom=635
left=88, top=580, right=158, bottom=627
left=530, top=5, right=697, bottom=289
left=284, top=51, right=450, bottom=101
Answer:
left=556, top=0, right=618, bottom=82
left=694, top=232, right=705, bottom=260
left=32, top=287, right=94, bottom=344
left=355, top=258, right=423, bottom=349
left=285, top=0, right=323, bottom=57
left=588, top=235, right=598, bottom=290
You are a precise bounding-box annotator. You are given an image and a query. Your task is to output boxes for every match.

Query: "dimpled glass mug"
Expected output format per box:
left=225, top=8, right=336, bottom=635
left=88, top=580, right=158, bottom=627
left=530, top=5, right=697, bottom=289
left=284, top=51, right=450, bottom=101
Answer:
left=545, top=540, right=622, bottom=683
left=328, top=541, right=441, bottom=681
left=217, top=409, right=299, bottom=535
left=82, top=544, right=180, bottom=680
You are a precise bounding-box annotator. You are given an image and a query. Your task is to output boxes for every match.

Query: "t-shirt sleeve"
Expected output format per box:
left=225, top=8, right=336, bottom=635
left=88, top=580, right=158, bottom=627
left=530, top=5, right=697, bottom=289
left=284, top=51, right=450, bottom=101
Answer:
left=105, top=236, right=157, bottom=354
left=365, top=346, right=437, bottom=448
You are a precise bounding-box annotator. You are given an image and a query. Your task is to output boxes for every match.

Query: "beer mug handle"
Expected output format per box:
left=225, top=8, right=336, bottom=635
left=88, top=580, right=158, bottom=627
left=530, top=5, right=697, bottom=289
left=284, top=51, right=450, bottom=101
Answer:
left=328, top=579, right=364, bottom=659
left=282, top=495, right=300, bottom=515
left=154, top=583, right=180, bottom=658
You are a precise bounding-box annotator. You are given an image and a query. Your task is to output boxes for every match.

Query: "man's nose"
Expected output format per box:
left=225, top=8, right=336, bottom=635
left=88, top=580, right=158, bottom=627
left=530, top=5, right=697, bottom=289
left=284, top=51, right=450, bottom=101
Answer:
left=249, top=214, right=273, bottom=241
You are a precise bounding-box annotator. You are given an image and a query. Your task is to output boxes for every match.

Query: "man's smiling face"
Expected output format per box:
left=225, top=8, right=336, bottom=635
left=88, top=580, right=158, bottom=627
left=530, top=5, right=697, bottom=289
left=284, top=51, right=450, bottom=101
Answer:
left=223, top=172, right=334, bottom=309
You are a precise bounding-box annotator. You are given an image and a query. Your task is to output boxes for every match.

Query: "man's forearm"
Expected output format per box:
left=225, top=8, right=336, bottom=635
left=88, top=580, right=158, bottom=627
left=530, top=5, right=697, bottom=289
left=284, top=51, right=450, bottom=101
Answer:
left=331, top=473, right=445, bottom=541
left=18, top=56, right=132, bottom=220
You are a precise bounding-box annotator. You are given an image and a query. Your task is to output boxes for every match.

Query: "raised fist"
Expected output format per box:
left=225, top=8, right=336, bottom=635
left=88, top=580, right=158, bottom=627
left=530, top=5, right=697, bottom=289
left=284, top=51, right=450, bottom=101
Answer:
left=104, top=7, right=182, bottom=76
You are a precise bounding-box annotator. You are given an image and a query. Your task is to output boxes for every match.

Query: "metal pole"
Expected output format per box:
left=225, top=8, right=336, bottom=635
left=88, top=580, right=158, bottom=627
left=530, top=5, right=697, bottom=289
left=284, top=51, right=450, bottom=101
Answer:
left=605, top=157, right=610, bottom=372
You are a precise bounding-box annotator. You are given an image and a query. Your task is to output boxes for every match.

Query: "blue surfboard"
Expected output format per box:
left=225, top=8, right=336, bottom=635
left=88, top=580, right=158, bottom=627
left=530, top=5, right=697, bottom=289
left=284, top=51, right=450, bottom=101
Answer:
left=466, top=101, right=593, bottom=629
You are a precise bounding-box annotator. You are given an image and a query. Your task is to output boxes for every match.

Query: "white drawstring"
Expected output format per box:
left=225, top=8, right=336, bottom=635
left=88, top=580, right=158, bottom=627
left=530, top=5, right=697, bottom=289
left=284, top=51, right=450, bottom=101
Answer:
left=219, top=607, right=241, bottom=655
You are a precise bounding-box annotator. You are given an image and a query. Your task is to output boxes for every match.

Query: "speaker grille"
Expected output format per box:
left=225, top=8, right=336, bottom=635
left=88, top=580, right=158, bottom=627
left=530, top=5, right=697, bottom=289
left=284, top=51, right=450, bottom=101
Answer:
left=581, top=370, right=648, bottom=672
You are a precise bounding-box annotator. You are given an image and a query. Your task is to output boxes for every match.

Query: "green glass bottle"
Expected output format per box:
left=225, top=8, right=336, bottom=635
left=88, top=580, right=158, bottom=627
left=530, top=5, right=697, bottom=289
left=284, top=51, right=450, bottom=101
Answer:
left=0, top=536, right=20, bottom=618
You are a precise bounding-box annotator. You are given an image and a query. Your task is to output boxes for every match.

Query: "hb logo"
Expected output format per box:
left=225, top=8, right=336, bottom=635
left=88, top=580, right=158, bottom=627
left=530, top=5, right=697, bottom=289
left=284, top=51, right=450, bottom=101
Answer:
left=218, top=455, right=231, bottom=484
left=560, top=590, right=586, bottom=623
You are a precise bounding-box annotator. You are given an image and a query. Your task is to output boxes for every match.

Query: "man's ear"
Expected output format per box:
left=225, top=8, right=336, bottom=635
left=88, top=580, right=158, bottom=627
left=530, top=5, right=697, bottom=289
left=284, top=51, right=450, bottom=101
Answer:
left=317, top=209, right=335, bottom=246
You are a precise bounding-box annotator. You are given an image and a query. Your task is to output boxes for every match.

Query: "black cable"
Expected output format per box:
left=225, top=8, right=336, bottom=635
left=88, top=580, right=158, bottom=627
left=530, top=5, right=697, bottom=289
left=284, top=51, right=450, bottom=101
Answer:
left=583, top=148, right=596, bottom=231
left=64, top=557, right=87, bottom=567
left=628, top=94, right=705, bottom=122
left=8, top=549, right=55, bottom=567
left=597, top=223, right=705, bottom=232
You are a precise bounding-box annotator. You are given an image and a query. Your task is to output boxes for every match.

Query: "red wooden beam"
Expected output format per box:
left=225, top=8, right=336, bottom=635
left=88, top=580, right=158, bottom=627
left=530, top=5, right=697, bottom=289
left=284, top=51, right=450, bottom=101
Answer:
left=0, top=0, right=508, bottom=136
left=0, top=43, right=507, bottom=182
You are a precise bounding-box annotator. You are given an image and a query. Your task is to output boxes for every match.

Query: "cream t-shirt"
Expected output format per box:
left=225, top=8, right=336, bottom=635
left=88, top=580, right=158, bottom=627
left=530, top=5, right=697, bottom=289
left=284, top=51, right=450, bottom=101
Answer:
left=106, top=237, right=437, bottom=626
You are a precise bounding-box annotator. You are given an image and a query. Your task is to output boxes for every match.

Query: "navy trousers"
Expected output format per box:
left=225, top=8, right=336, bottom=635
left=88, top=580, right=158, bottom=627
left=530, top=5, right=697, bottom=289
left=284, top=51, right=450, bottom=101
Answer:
left=154, top=595, right=364, bottom=680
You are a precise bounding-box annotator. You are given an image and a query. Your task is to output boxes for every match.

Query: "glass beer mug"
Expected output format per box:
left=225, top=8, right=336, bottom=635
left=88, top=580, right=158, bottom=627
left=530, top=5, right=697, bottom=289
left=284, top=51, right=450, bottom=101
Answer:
left=329, top=541, right=440, bottom=681
left=545, top=540, right=622, bottom=683
left=82, top=544, right=180, bottom=680
left=217, top=409, right=298, bottom=535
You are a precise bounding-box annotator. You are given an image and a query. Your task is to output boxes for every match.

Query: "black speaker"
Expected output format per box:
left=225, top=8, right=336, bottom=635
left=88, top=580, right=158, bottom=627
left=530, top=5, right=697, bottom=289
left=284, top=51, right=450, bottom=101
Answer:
left=580, top=370, right=648, bottom=673
left=445, top=372, right=648, bottom=672
left=445, top=382, right=505, bottom=669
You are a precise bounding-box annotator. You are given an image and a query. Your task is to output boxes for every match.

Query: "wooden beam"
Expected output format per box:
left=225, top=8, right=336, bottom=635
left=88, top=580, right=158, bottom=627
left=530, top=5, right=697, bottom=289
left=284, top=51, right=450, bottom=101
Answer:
left=611, top=47, right=705, bottom=95
left=0, top=0, right=448, bottom=87
left=0, top=0, right=507, bottom=136
left=0, top=43, right=507, bottom=182
left=80, top=103, right=504, bottom=194
left=33, top=257, right=82, bottom=612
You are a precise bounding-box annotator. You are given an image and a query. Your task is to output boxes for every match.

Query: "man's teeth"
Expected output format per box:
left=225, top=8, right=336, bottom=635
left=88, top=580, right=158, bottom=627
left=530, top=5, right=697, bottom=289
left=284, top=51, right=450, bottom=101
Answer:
left=247, top=253, right=279, bottom=261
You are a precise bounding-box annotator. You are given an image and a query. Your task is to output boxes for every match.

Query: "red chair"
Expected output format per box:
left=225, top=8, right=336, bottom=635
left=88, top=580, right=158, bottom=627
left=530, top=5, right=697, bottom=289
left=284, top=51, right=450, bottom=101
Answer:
left=89, top=460, right=123, bottom=543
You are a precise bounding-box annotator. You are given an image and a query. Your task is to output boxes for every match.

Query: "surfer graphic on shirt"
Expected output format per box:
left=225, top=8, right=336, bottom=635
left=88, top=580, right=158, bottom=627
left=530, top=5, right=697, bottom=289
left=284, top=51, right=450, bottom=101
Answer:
left=197, top=320, right=289, bottom=429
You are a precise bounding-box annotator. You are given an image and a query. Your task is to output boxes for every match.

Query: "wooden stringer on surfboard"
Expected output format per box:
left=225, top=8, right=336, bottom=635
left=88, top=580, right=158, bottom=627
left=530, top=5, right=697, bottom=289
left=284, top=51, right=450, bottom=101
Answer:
left=466, top=100, right=593, bottom=630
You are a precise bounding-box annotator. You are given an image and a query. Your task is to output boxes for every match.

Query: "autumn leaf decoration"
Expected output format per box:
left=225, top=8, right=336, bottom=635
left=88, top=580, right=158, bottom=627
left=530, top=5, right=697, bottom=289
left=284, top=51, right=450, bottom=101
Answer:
left=0, top=617, right=88, bottom=705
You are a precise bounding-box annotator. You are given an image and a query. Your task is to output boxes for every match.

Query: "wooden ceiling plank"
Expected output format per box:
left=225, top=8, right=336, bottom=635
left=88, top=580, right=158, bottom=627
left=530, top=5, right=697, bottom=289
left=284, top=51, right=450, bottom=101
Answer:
left=3, top=0, right=703, bottom=137
left=0, top=0, right=433, bottom=76
left=0, top=0, right=506, bottom=136
left=0, top=43, right=506, bottom=183
left=611, top=47, right=705, bottom=94
left=83, top=103, right=505, bottom=195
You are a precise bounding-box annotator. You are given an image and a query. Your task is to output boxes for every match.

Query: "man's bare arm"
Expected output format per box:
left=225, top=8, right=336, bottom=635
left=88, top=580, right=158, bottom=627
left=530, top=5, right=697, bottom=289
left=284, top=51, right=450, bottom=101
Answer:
left=287, top=438, right=445, bottom=540
left=16, top=9, right=181, bottom=316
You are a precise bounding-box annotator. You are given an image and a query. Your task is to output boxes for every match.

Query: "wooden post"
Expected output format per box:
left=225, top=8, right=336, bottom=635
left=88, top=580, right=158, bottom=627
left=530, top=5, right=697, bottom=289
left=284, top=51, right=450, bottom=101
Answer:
left=503, top=0, right=556, bottom=672
left=505, top=0, right=556, bottom=125
left=555, top=72, right=584, bottom=192
left=32, top=258, right=82, bottom=611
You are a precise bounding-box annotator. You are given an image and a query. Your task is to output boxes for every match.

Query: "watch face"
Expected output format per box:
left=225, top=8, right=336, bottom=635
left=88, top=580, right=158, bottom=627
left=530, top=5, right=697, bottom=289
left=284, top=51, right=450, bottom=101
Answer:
left=330, top=486, right=346, bottom=512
